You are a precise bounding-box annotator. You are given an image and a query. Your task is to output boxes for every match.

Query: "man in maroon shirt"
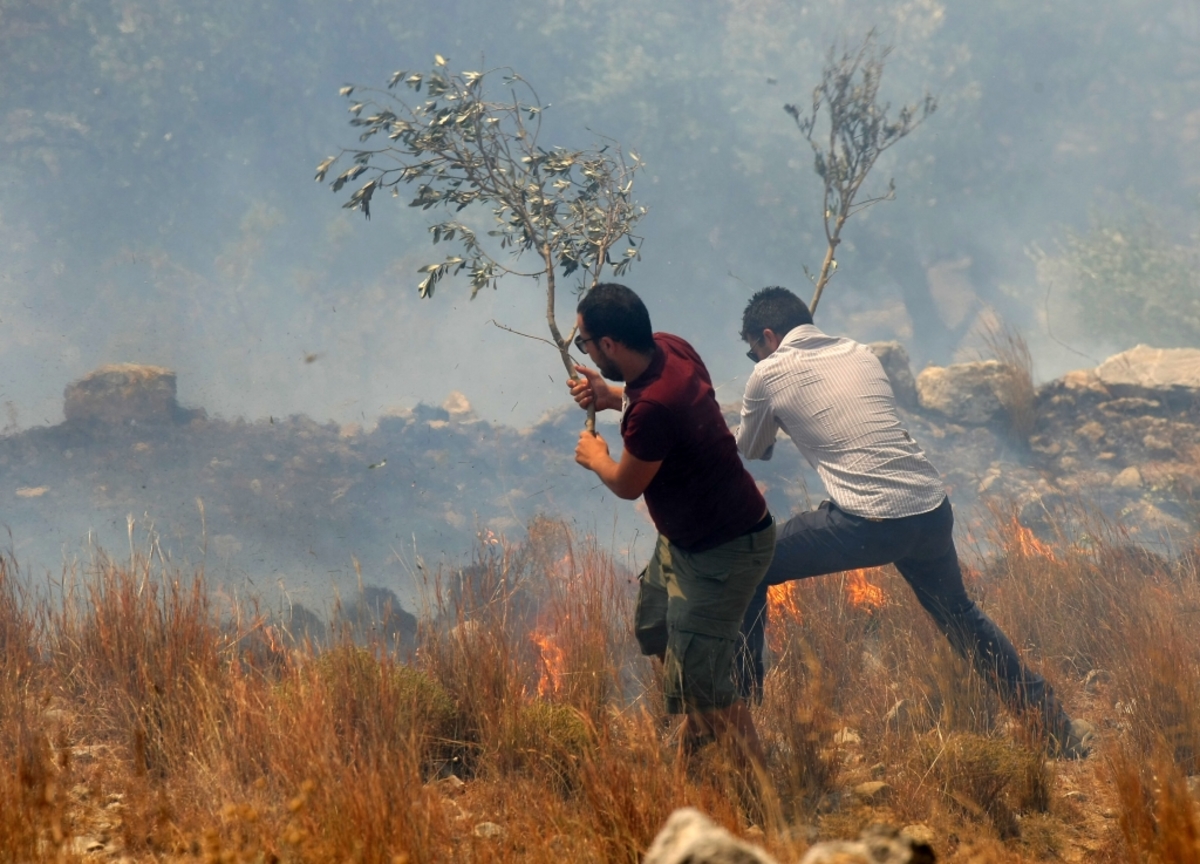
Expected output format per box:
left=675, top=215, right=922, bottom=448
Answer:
left=569, top=283, right=776, bottom=774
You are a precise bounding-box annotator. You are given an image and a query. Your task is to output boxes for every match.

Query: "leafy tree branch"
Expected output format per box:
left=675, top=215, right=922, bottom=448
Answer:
left=317, top=56, right=646, bottom=430
left=787, top=31, right=936, bottom=315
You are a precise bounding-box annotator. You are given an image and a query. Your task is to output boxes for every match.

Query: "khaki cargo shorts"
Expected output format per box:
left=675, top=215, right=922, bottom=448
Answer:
left=634, top=519, right=775, bottom=714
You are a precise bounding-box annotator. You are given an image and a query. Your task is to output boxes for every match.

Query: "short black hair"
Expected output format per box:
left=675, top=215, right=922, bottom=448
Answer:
left=741, top=286, right=813, bottom=341
left=577, top=283, right=655, bottom=353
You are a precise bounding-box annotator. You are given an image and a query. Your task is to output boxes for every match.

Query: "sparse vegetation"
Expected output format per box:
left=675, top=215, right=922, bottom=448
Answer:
left=1042, top=197, right=1200, bottom=350
left=1, top=509, right=1199, bottom=861
left=980, top=318, right=1038, bottom=445
left=787, top=30, right=936, bottom=316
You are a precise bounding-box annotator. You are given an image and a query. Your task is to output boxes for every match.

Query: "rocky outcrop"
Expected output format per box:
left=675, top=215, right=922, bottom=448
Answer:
left=916, top=360, right=1016, bottom=425
left=1095, top=345, right=1200, bottom=396
left=63, top=364, right=203, bottom=427
left=644, top=808, right=777, bottom=864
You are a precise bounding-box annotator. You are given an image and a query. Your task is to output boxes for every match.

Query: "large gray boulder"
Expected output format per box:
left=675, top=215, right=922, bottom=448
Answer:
left=644, top=808, right=777, bottom=864
left=1095, top=345, right=1200, bottom=395
left=916, top=360, right=1015, bottom=425
left=867, top=342, right=918, bottom=409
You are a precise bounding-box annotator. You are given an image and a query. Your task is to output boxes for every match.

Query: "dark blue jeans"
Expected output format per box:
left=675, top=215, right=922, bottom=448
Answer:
left=736, top=497, right=1069, bottom=733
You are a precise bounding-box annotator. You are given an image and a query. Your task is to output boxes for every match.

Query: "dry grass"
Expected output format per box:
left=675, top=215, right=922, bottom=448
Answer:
left=1, top=509, right=1199, bottom=862
left=981, top=318, right=1038, bottom=445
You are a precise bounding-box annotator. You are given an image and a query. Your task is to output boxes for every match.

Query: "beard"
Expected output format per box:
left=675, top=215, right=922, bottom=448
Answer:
left=595, top=349, right=623, bottom=382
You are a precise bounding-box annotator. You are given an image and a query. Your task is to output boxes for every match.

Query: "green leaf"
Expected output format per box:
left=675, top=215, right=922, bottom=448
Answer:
left=314, top=156, right=336, bottom=183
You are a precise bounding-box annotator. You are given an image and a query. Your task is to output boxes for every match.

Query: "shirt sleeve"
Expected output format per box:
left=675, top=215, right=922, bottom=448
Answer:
left=734, top=370, right=778, bottom=461
left=621, top=399, right=674, bottom=462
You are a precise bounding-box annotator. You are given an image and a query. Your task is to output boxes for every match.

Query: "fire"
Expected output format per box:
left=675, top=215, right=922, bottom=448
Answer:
left=844, top=568, right=886, bottom=611
left=766, top=582, right=804, bottom=655
left=1007, top=518, right=1058, bottom=562
left=530, top=630, right=566, bottom=698
left=767, top=582, right=804, bottom=627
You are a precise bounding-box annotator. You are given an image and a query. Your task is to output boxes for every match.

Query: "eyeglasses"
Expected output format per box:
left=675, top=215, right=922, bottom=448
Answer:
left=574, top=334, right=596, bottom=352
left=745, top=334, right=764, bottom=363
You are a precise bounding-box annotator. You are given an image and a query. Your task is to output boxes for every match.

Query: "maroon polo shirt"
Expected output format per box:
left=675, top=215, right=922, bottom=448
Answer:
left=621, top=333, right=766, bottom=551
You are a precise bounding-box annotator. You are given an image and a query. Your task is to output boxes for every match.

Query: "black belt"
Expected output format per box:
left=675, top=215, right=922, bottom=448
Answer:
left=748, top=511, right=774, bottom=534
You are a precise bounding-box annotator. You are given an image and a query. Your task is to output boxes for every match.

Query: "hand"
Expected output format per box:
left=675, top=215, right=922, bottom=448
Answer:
left=568, top=365, right=614, bottom=411
left=574, top=429, right=610, bottom=470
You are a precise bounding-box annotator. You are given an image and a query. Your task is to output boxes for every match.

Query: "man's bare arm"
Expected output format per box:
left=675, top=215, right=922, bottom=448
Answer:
left=575, top=431, right=661, bottom=499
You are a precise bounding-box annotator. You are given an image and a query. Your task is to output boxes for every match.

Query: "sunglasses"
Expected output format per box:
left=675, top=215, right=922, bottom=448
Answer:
left=574, top=334, right=596, bottom=352
left=745, top=334, right=764, bottom=362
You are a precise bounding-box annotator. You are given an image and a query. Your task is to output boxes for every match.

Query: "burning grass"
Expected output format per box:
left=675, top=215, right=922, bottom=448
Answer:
left=1, top=510, right=1199, bottom=861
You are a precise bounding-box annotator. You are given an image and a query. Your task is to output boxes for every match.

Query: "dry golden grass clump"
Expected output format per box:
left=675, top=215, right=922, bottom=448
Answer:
left=1, top=508, right=1199, bottom=862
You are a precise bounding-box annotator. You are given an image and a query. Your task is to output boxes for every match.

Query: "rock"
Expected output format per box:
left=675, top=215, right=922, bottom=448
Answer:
left=1142, top=433, right=1175, bottom=456
left=1060, top=369, right=1109, bottom=395
left=1112, top=466, right=1143, bottom=489
left=800, top=823, right=936, bottom=864
left=900, top=824, right=935, bottom=846
left=644, top=807, right=778, bottom=864
left=1082, top=669, right=1114, bottom=692
left=868, top=342, right=918, bottom=409
left=916, top=361, right=1015, bottom=425
left=473, top=821, right=505, bottom=839
left=437, top=775, right=466, bottom=796
left=852, top=781, right=893, bottom=805
left=1095, top=345, right=1200, bottom=394
left=63, top=364, right=201, bottom=427
left=834, top=727, right=862, bottom=746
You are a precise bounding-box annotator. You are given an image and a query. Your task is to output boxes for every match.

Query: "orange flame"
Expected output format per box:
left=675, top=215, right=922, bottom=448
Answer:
left=1007, top=518, right=1058, bottom=562
left=766, top=582, right=804, bottom=655
left=530, top=630, right=565, bottom=698
left=844, top=568, right=886, bottom=611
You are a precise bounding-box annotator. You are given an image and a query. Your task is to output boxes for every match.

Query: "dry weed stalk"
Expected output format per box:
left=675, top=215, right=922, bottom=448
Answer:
left=980, top=318, right=1038, bottom=445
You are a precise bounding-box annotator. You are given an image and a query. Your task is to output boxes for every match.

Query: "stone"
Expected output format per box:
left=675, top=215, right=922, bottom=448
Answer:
left=437, top=775, right=466, bottom=796
left=1112, top=466, right=1143, bottom=489
left=916, top=361, right=1015, bottom=424
left=1095, top=345, right=1200, bottom=394
left=1142, top=433, right=1175, bottom=455
left=644, top=808, right=778, bottom=864
left=900, top=824, right=935, bottom=846
left=63, top=364, right=201, bottom=427
left=473, top=821, right=505, bottom=839
left=1060, top=369, right=1109, bottom=394
left=1075, top=421, right=1106, bottom=444
left=834, top=727, right=862, bottom=746
left=852, top=781, right=893, bottom=804
left=800, top=824, right=936, bottom=864
left=868, top=342, right=918, bottom=409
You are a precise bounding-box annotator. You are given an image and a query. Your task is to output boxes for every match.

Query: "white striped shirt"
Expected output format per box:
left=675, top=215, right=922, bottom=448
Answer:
left=735, top=324, right=947, bottom=519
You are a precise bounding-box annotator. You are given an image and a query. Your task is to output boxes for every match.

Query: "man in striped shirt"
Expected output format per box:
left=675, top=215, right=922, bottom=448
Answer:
left=734, top=286, right=1093, bottom=758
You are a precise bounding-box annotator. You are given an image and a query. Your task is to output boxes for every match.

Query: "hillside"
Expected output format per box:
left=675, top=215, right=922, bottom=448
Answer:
left=2, top=345, right=1198, bottom=615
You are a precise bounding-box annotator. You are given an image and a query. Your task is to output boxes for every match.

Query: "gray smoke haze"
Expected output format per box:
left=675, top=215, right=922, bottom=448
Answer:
left=2, top=1, right=1198, bottom=597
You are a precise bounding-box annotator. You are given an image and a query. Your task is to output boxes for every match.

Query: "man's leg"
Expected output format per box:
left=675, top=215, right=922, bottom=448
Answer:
left=736, top=502, right=916, bottom=700
left=893, top=501, right=1084, bottom=752
left=633, top=536, right=671, bottom=661
left=664, top=522, right=775, bottom=779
